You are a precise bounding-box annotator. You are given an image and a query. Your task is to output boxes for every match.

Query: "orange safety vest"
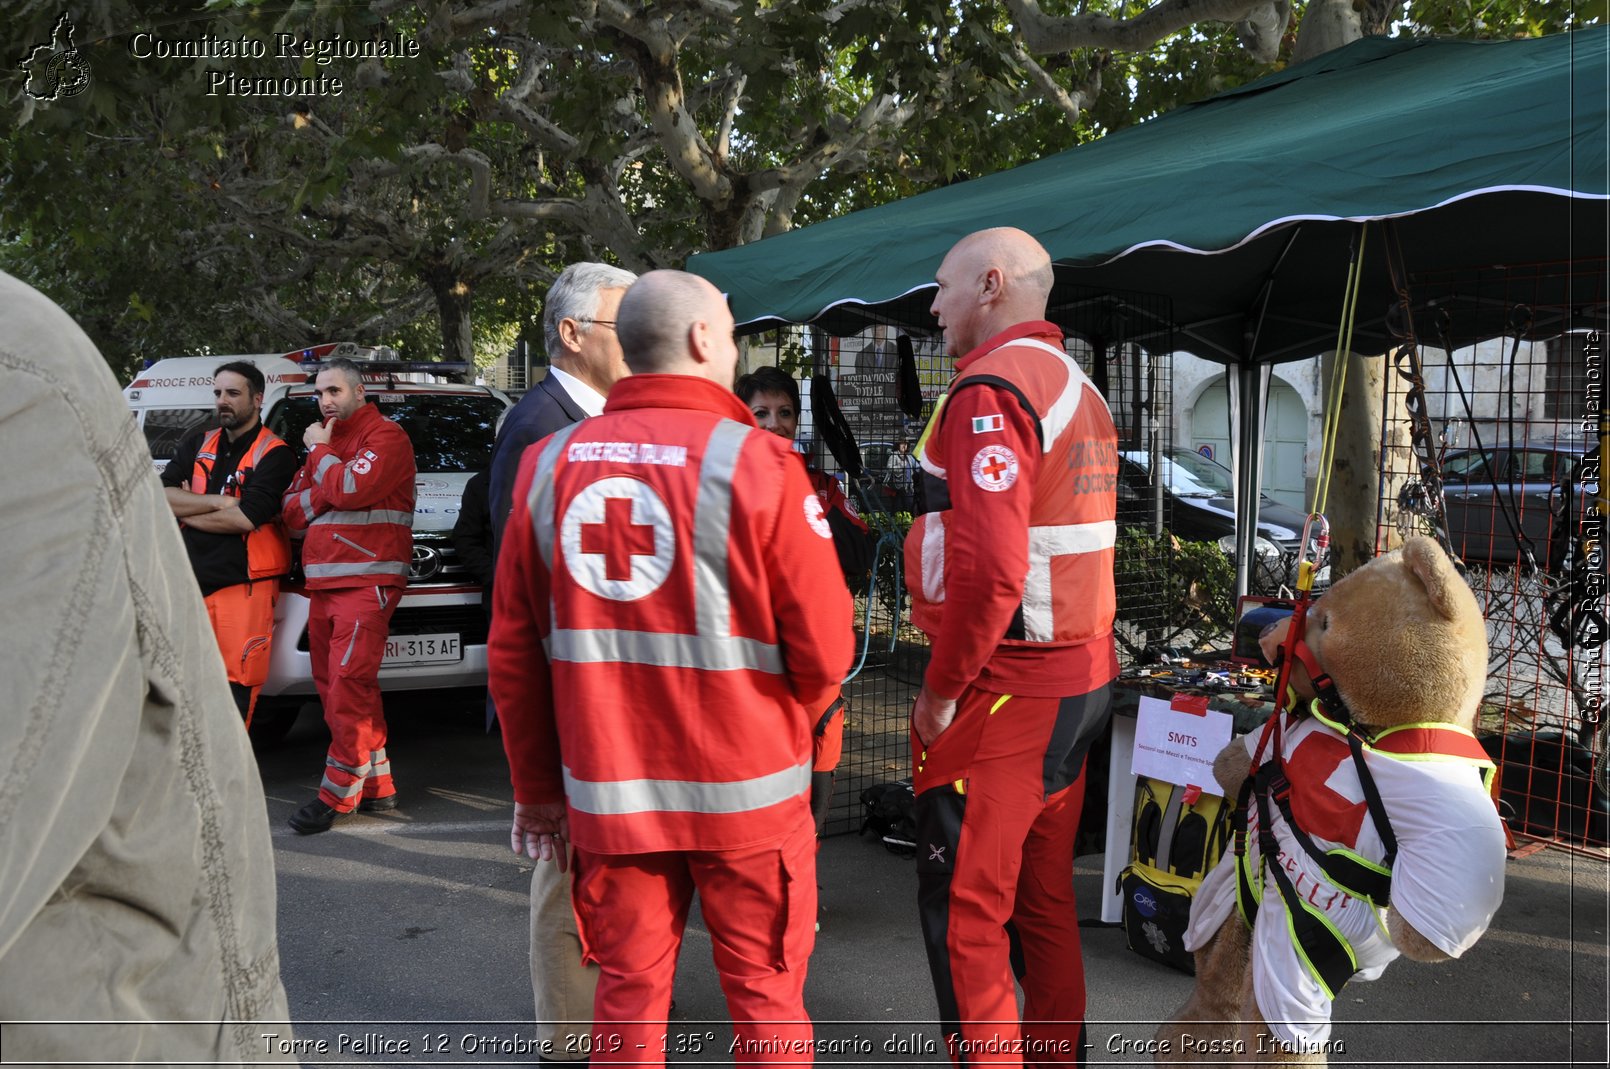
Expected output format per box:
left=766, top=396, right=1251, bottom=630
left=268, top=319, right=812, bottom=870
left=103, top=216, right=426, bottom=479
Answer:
left=190, top=425, right=293, bottom=581
left=904, top=336, right=1118, bottom=648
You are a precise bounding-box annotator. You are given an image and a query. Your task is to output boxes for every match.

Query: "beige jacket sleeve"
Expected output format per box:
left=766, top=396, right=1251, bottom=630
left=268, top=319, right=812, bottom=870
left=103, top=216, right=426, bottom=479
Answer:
left=0, top=271, right=292, bottom=1064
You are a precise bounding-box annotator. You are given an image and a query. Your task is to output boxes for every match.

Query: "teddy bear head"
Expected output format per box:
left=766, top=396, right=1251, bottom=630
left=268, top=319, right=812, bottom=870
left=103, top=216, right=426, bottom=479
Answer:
left=1263, top=534, right=1489, bottom=731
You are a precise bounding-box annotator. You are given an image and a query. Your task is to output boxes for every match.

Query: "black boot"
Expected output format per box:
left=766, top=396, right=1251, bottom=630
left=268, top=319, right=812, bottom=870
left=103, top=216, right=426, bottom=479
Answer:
left=288, top=798, right=342, bottom=834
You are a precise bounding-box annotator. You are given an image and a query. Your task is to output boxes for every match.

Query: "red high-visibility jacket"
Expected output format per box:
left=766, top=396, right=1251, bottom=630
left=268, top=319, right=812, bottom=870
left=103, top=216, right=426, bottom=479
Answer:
left=905, top=322, right=1119, bottom=699
left=281, top=400, right=416, bottom=590
left=491, top=375, right=854, bottom=854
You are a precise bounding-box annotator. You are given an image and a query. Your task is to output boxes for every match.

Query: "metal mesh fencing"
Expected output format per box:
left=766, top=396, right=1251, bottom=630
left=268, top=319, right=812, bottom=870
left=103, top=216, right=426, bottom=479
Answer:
left=1375, top=259, right=1607, bottom=850
left=743, top=285, right=1176, bottom=835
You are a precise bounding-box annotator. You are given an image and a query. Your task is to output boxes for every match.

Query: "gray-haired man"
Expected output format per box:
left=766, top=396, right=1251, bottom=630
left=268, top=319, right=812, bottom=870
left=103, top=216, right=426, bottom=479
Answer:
left=489, top=262, right=638, bottom=554
left=486, top=261, right=636, bottom=1063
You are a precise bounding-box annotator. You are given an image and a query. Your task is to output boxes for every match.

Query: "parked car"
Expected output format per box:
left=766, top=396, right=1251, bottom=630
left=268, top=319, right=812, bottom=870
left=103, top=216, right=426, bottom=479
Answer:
left=251, top=362, right=512, bottom=741
left=1439, top=437, right=1598, bottom=567
left=1118, top=447, right=1329, bottom=592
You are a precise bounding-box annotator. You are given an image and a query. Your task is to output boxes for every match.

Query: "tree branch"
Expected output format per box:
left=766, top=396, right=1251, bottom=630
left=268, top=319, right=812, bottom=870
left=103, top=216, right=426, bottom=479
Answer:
left=487, top=43, right=582, bottom=155
left=1003, top=0, right=1284, bottom=65
left=599, top=3, right=731, bottom=205
left=714, top=70, right=746, bottom=164
left=753, top=90, right=916, bottom=194
left=1010, top=43, right=1107, bottom=126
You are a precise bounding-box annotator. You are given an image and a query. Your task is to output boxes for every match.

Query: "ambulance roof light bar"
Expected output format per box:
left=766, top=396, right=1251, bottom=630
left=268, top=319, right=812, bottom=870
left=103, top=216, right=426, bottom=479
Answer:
left=285, top=342, right=473, bottom=384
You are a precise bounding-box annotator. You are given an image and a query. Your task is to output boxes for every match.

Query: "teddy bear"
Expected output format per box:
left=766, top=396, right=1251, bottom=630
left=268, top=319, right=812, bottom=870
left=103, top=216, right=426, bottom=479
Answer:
left=1154, top=535, right=1507, bottom=1066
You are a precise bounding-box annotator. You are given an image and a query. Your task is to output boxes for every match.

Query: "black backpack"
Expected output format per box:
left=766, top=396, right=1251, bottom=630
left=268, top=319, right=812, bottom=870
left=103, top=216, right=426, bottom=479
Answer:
left=860, top=779, right=917, bottom=856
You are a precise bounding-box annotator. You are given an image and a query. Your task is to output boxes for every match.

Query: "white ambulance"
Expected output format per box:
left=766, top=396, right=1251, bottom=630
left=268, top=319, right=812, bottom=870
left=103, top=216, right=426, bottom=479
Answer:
left=123, top=352, right=311, bottom=472
left=124, top=346, right=511, bottom=742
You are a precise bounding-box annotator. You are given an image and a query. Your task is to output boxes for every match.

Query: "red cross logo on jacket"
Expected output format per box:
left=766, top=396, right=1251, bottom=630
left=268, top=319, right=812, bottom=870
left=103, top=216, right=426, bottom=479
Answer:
left=560, top=477, right=675, bottom=601
left=582, top=497, right=658, bottom=580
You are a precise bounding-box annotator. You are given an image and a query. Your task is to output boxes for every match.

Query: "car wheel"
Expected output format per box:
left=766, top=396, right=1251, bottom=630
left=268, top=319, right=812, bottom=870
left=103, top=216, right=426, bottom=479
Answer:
left=249, top=699, right=304, bottom=748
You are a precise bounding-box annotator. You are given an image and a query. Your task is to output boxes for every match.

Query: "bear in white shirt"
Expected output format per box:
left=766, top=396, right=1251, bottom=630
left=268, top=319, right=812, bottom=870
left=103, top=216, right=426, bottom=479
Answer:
left=1157, top=536, right=1505, bottom=1064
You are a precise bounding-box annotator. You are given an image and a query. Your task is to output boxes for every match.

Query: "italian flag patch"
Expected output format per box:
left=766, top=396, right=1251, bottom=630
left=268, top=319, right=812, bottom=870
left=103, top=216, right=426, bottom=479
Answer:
left=972, top=414, right=1003, bottom=434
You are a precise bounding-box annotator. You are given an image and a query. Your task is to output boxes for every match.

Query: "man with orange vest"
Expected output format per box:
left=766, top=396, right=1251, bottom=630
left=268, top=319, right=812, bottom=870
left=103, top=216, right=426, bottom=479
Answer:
left=162, top=361, right=296, bottom=727
left=491, top=270, right=853, bottom=1064
left=905, top=228, right=1119, bottom=1067
left=280, top=357, right=417, bottom=835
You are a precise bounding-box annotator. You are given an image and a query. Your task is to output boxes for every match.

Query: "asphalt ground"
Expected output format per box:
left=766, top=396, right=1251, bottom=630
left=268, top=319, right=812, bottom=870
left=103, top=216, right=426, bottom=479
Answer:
left=255, top=695, right=1609, bottom=1068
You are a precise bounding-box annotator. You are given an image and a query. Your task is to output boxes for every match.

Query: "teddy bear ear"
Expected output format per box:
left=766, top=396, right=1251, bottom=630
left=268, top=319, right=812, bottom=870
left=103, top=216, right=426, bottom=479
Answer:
left=1401, top=535, right=1462, bottom=620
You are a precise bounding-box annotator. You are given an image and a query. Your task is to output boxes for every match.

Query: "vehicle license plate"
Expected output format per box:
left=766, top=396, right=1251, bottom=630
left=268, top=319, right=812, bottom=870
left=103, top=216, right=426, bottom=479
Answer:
left=383, top=633, right=461, bottom=665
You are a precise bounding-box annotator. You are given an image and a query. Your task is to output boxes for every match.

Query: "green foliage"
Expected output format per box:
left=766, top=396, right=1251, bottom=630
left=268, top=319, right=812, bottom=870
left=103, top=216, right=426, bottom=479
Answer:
left=859, top=511, right=915, bottom=621
left=1404, top=0, right=1586, bottom=36
left=1114, top=528, right=1238, bottom=658
left=0, top=0, right=1574, bottom=375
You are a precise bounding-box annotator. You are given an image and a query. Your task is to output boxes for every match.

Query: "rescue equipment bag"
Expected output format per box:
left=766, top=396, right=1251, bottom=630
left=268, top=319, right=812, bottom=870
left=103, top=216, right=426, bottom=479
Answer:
left=1118, top=777, right=1234, bottom=974
left=860, top=779, right=917, bottom=856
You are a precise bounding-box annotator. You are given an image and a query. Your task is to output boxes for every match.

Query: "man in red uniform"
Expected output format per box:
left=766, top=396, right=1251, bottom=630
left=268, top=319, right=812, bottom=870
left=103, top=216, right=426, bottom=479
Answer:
left=281, top=357, right=417, bottom=834
left=492, top=270, right=852, bottom=1064
left=161, top=362, right=296, bottom=726
left=904, top=228, right=1119, bottom=1067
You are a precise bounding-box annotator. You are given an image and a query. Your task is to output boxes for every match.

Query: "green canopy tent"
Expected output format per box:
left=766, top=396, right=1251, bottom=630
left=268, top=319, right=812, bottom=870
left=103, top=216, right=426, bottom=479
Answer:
left=687, top=28, right=1608, bottom=588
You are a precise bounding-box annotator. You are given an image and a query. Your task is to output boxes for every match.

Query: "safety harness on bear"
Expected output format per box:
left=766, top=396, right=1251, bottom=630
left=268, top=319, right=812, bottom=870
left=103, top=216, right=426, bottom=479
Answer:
left=1228, top=542, right=1393, bottom=999
left=1232, top=547, right=1500, bottom=1001
left=1231, top=224, right=1400, bottom=998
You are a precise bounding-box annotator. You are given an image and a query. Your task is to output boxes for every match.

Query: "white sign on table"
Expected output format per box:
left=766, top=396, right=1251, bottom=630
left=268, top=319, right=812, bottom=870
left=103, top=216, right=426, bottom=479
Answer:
left=1130, top=694, right=1234, bottom=791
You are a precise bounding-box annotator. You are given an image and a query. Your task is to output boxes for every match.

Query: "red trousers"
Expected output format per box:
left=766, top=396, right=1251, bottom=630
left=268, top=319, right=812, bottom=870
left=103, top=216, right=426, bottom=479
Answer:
left=571, top=818, right=817, bottom=1065
left=202, top=580, right=278, bottom=726
left=912, top=685, right=1111, bottom=1068
left=308, top=584, right=401, bottom=812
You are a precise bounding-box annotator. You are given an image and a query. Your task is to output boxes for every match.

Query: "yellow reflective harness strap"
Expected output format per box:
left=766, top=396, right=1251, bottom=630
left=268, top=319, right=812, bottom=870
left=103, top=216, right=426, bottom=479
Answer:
left=1250, top=759, right=1363, bottom=999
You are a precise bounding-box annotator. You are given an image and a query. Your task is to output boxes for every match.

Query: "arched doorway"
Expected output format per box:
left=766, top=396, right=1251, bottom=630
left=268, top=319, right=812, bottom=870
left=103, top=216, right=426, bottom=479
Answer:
left=1189, top=376, right=1308, bottom=510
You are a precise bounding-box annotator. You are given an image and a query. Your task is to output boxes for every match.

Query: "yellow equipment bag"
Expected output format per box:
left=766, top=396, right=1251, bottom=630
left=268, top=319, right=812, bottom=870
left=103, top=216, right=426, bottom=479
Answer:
left=1118, top=777, right=1234, bottom=974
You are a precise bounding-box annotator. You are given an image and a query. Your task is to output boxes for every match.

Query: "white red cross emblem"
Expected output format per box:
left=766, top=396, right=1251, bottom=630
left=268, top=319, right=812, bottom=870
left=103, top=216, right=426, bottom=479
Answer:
left=970, top=444, right=1018, bottom=492
left=560, top=476, right=674, bottom=601
left=803, top=494, right=832, bottom=538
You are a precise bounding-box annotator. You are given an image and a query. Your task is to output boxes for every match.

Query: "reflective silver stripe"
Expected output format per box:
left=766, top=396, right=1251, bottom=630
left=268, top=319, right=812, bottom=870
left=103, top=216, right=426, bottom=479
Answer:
left=530, top=423, right=586, bottom=572
left=340, top=620, right=363, bottom=666
left=304, top=560, right=410, bottom=579
left=920, top=514, right=947, bottom=604
left=1022, top=520, right=1117, bottom=642
left=370, top=748, right=391, bottom=777
left=333, top=532, right=377, bottom=557
left=319, top=774, right=366, bottom=801
left=343, top=465, right=357, bottom=495
left=312, top=510, right=413, bottom=527
left=326, top=757, right=372, bottom=777
left=1007, top=338, right=1092, bottom=453
left=296, top=489, right=316, bottom=525
left=315, top=453, right=342, bottom=480
left=693, top=420, right=751, bottom=639
left=562, top=761, right=810, bottom=816
left=545, top=628, right=783, bottom=673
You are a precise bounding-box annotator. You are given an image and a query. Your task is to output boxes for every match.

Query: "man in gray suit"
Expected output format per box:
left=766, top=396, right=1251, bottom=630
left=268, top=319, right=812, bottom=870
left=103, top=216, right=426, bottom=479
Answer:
left=486, top=260, right=636, bottom=1064
left=489, top=262, right=638, bottom=556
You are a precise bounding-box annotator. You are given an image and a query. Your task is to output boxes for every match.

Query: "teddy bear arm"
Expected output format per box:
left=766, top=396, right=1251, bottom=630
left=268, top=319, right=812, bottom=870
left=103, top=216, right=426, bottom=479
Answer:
left=1214, top=739, right=1253, bottom=799
left=1386, top=906, right=1452, bottom=963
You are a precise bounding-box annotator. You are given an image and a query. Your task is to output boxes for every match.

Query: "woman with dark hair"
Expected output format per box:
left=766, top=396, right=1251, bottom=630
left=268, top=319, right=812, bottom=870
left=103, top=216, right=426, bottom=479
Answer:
left=735, top=365, right=868, bottom=839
